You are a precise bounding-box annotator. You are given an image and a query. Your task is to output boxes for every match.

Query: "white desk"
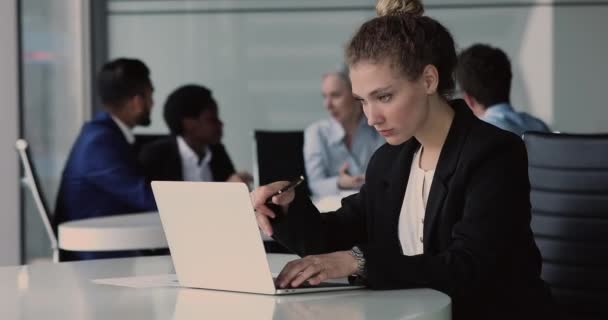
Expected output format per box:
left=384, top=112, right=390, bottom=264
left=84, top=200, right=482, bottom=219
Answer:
left=57, top=198, right=354, bottom=252
left=312, top=190, right=358, bottom=212
left=56, top=189, right=359, bottom=252
left=58, top=212, right=168, bottom=251
left=58, top=212, right=276, bottom=252
left=0, top=254, right=451, bottom=319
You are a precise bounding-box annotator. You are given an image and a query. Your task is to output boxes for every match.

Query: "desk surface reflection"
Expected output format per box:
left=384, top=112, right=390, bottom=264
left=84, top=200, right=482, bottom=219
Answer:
left=0, top=254, right=451, bottom=320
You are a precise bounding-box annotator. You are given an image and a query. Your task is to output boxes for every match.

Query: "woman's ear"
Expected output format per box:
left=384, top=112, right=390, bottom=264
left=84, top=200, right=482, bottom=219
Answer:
left=422, top=64, right=439, bottom=95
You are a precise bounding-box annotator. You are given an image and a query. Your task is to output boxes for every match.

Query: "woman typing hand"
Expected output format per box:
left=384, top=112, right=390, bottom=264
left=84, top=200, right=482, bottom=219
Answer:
left=275, top=251, right=358, bottom=288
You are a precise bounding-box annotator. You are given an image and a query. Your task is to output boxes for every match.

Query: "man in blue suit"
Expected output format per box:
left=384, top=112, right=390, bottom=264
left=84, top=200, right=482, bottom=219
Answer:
left=55, top=58, right=157, bottom=260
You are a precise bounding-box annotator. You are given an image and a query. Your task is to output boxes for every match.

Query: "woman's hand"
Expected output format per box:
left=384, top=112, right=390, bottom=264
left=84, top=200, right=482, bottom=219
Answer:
left=250, top=181, right=295, bottom=236
left=275, top=251, right=358, bottom=288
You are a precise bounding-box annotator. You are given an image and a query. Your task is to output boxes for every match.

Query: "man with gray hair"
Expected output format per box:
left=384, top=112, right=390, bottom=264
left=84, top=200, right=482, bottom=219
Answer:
left=304, top=64, right=384, bottom=197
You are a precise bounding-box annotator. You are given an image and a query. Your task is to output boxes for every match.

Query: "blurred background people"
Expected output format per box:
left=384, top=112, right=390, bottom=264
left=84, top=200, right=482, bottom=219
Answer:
left=304, top=65, right=384, bottom=197
left=54, top=58, right=157, bottom=260
left=455, top=43, right=550, bottom=136
left=139, top=84, right=252, bottom=184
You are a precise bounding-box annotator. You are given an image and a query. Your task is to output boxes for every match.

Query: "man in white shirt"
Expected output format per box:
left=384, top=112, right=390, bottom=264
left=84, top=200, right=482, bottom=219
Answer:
left=139, top=84, right=251, bottom=184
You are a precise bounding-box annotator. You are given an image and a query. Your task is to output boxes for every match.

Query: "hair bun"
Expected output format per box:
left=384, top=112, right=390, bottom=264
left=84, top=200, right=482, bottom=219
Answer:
left=376, top=0, right=424, bottom=17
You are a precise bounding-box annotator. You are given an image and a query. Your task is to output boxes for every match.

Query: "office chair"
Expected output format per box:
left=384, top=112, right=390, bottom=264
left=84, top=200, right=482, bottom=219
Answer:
left=17, top=138, right=169, bottom=262
left=253, top=130, right=310, bottom=253
left=524, top=132, right=608, bottom=320
left=133, top=133, right=169, bottom=155
left=252, top=130, right=310, bottom=194
left=15, top=139, right=60, bottom=262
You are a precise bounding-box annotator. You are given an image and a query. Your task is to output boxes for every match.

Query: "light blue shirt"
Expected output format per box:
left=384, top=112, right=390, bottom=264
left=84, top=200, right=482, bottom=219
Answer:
left=304, top=115, right=384, bottom=196
left=482, top=103, right=550, bottom=137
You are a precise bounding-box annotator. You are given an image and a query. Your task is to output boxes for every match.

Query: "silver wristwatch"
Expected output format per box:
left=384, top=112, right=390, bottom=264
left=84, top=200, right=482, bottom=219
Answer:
left=350, top=246, right=366, bottom=277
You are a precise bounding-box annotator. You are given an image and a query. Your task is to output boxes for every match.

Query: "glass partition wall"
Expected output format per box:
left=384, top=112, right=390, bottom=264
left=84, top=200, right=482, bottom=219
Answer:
left=19, top=0, right=91, bottom=263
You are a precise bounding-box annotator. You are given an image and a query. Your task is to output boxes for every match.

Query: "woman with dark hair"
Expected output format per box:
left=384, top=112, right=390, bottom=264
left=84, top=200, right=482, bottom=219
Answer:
left=251, top=1, right=553, bottom=318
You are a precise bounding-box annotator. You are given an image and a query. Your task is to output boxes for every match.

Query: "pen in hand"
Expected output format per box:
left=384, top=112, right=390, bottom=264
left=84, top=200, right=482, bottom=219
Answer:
left=259, top=176, right=305, bottom=252
left=265, top=175, right=305, bottom=205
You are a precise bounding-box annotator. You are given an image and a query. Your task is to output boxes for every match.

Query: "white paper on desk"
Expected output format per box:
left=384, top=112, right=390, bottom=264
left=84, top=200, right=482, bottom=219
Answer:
left=93, top=274, right=180, bottom=288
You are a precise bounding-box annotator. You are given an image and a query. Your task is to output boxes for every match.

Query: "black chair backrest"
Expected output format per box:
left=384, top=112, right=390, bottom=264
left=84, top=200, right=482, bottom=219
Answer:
left=253, top=130, right=310, bottom=195
left=134, top=133, right=170, bottom=155
left=524, top=132, right=608, bottom=319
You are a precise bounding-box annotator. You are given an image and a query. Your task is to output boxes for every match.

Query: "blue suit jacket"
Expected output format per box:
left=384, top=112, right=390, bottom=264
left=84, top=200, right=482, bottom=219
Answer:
left=55, top=112, right=157, bottom=226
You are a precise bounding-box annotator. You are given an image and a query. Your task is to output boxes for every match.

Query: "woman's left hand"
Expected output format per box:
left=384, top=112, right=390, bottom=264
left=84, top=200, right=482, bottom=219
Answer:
left=276, top=251, right=358, bottom=288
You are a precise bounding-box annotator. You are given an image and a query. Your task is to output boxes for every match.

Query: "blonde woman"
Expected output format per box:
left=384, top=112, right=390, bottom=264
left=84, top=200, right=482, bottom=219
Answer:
left=252, top=1, right=553, bottom=319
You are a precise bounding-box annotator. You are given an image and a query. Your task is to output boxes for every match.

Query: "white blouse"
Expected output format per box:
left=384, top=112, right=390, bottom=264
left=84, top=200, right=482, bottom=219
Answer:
left=398, top=147, right=435, bottom=256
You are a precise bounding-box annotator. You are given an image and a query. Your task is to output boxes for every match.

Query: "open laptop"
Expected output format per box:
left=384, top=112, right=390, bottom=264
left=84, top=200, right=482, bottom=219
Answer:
left=151, top=181, right=364, bottom=295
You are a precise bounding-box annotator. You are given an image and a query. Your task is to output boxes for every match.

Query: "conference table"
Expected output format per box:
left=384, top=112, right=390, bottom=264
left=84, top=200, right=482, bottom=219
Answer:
left=56, top=195, right=346, bottom=253
left=58, top=211, right=272, bottom=252
left=0, top=254, right=452, bottom=319
left=58, top=211, right=168, bottom=252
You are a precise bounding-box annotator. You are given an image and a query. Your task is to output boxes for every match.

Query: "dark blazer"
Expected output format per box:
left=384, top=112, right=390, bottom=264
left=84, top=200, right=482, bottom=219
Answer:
left=271, top=100, right=553, bottom=320
left=54, top=112, right=157, bottom=259
left=138, top=136, right=236, bottom=182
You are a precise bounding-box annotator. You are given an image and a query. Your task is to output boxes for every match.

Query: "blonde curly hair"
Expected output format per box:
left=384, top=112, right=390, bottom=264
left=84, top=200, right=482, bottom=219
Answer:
left=376, top=0, right=424, bottom=16
left=347, top=0, right=457, bottom=99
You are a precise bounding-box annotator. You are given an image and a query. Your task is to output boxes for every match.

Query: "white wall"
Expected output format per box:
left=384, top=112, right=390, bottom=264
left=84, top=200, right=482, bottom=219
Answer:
left=108, top=0, right=608, bottom=174
left=428, top=4, right=555, bottom=123
left=109, top=0, right=374, bottom=172
left=552, top=5, right=608, bottom=132
left=426, top=0, right=608, bottom=133
left=0, top=0, right=21, bottom=266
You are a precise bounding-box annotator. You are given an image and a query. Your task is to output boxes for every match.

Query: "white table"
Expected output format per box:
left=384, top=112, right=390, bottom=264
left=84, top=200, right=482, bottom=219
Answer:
left=0, top=254, right=451, bottom=319
left=56, top=193, right=355, bottom=252
left=55, top=192, right=379, bottom=254
left=312, top=190, right=358, bottom=212
left=58, top=212, right=274, bottom=252
left=58, top=212, right=168, bottom=251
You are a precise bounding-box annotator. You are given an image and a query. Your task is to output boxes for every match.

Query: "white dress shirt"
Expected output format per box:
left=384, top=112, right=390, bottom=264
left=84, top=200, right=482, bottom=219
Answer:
left=110, top=115, right=135, bottom=144
left=176, top=136, right=214, bottom=182
left=398, top=147, right=435, bottom=256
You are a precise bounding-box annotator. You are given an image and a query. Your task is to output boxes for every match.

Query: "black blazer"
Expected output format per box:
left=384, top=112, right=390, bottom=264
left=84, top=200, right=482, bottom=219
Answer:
left=138, top=136, right=236, bottom=182
left=271, top=100, right=553, bottom=320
